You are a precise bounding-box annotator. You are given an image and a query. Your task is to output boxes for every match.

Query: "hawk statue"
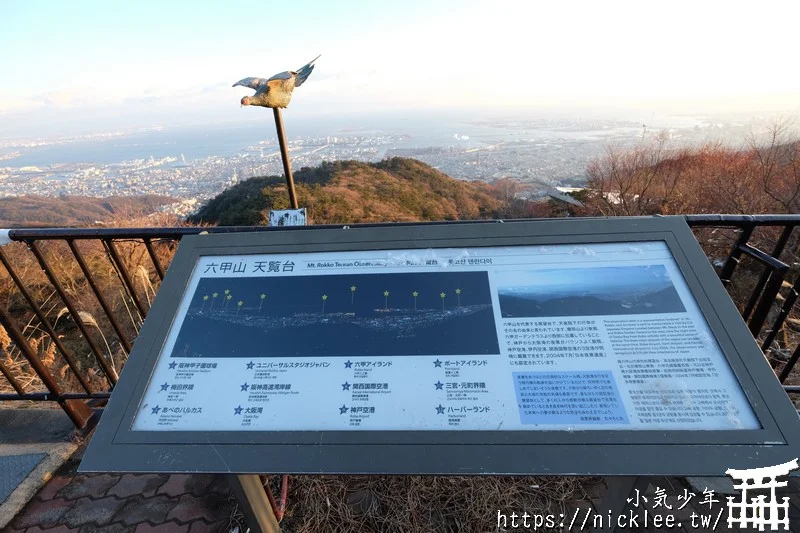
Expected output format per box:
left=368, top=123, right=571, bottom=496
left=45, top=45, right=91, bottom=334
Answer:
left=233, top=55, right=320, bottom=109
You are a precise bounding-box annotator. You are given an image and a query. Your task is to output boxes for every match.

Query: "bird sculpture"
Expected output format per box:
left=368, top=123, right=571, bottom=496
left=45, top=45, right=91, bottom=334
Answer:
left=233, top=55, right=320, bottom=109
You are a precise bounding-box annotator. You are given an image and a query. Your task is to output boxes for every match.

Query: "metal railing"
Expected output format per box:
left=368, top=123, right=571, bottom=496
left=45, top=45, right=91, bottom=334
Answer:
left=0, top=215, right=799, bottom=428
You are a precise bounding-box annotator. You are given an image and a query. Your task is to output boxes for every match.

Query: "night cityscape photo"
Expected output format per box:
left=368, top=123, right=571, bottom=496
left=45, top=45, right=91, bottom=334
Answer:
left=170, top=271, right=500, bottom=358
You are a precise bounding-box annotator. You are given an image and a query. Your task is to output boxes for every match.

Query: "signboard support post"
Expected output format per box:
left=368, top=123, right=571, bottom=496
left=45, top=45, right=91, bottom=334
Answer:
left=593, top=476, right=650, bottom=533
left=227, top=474, right=281, bottom=533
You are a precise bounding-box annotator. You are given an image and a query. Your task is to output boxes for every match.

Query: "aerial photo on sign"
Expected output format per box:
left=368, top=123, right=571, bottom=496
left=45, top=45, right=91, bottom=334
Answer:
left=497, top=265, right=686, bottom=318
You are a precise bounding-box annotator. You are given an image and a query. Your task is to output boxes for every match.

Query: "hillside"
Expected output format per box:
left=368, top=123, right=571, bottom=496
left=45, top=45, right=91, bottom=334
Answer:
left=584, top=135, right=800, bottom=216
left=0, top=195, right=176, bottom=227
left=190, top=158, right=503, bottom=225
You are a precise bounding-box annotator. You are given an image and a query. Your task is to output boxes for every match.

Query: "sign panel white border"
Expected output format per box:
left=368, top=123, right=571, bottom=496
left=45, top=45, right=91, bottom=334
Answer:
left=132, top=241, right=758, bottom=433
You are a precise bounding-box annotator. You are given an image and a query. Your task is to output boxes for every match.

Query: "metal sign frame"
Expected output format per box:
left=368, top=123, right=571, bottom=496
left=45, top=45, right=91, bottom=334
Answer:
left=80, top=217, right=800, bottom=476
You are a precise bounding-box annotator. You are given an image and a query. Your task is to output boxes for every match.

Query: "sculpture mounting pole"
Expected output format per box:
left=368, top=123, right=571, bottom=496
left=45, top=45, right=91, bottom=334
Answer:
left=273, top=108, right=299, bottom=209
left=234, top=55, right=319, bottom=211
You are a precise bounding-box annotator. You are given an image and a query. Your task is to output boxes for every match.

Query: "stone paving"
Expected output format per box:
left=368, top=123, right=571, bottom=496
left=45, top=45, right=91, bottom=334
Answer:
left=4, top=471, right=800, bottom=532
left=1, top=472, right=236, bottom=533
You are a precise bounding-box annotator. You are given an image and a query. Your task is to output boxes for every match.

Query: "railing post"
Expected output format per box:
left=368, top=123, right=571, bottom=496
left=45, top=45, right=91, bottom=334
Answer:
left=143, top=238, right=166, bottom=281
left=742, top=225, right=794, bottom=320
left=761, top=278, right=800, bottom=354
left=779, top=345, right=800, bottom=383
left=68, top=240, right=132, bottom=354
left=749, top=267, right=787, bottom=338
left=103, top=239, right=148, bottom=319
left=0, top=348, right=25, bottom=395
left=0, top=246, right=94, bottom=393
left=718, top=224, right=754, bottom=288
left=0, top=306, right=94, bottom=428
left=27, top=241, right=118, bottom=385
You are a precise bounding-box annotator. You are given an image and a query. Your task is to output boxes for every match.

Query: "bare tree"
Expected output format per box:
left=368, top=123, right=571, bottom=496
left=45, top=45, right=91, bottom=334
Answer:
left=746, top=116, right=800, bottom=213
left=586, top=132, right=686, bottom=216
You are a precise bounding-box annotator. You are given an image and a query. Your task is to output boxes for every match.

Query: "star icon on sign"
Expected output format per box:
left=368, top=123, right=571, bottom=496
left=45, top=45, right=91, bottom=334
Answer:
left=435, top=404, right=445, bottom=415
left=342, top=382, right=351, bottom=391
left=433, top=359, right=442, bottom=368
left=339, top=405, right=349, bottom=414
left=159, top=382, right=169, bottom=392
left=344, top=360, right=353, bottom=368
left=151, top=405, right=161, bottom=415
left=434, top=381, right=444, bottom=390
left=246, top=361, right=255, bottom=370
left=234, top=405, right=243, bottom=415
left=240, top=383, right=249, bottom=392
left=168, top=361, right=177, bottom=369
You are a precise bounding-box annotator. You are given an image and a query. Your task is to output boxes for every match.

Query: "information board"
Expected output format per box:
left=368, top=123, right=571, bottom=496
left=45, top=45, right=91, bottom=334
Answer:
left=80, top=217, right=800, bottom=476
left=132, top=241, right=757, bottom=433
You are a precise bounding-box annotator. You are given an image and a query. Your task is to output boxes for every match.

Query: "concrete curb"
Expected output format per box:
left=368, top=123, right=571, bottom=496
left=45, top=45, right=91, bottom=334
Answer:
left=0, top=442, right=78, bottom=529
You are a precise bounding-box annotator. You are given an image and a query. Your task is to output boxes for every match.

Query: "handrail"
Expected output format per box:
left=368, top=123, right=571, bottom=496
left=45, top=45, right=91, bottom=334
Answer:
left=3, top=214, right=800, bottom=241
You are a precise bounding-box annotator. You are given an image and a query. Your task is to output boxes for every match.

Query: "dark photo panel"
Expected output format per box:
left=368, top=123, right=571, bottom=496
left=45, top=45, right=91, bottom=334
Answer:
left=173, top=271, right=500, bottom=357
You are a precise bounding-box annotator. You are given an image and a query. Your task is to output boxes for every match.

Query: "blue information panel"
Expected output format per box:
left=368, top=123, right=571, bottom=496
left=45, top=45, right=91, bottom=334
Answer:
left=513, top=371, right=629, bottom=426
left=130, top=240, right=759, bottom=433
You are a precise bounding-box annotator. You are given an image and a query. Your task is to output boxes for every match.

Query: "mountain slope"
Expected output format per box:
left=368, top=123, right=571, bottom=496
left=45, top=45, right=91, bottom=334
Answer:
left=0, top=195, right=175, bottom=227
left=190, top=158, right=502, bottom=225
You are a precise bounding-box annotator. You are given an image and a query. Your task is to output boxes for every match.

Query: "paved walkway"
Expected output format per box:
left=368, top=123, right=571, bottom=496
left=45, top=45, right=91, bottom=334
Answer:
left=5, top=473, right=800, bottom=532
left=3, top=442, right=799, bottom=533
left=0, top=410, right=80, bottom=531
left=1, top=471, right=236, bottom=533
left=0, top=409, right=237, bottom=533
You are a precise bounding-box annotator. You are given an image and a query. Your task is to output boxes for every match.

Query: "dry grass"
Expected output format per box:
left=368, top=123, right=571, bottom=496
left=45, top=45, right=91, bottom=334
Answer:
left=0, top=213, right=186, bottom=399
left=226, top=475, right=589, bottom=533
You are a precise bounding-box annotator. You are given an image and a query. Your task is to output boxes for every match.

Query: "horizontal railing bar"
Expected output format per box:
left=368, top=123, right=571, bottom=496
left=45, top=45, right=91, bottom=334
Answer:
left=0, top=392, right=111, bottom=401
left=784, top=386, right=800, bottom=394
left=5, top=221, right=531, bottom=241
left=0, top=394, right=28, bottom=400
left=5, top=214, right=800, bottom=242
left=7, top=226, right=281, bottom=240
left=682, top=214, right=800, bottom=225
left=738, top=244, right=791, bottom=272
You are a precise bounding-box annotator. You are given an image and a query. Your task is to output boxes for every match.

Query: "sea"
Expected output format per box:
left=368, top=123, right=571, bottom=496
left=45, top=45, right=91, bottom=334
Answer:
left=1, top=111, right=707, bottom=168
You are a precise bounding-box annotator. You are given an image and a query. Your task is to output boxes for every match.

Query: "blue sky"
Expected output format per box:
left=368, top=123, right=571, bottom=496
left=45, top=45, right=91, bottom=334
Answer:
left=2, top=0, right=799, bottom=135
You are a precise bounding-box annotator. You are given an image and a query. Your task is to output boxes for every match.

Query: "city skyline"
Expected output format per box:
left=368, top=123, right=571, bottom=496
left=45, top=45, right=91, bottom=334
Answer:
left=2, top=0, right=800, bottom=138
